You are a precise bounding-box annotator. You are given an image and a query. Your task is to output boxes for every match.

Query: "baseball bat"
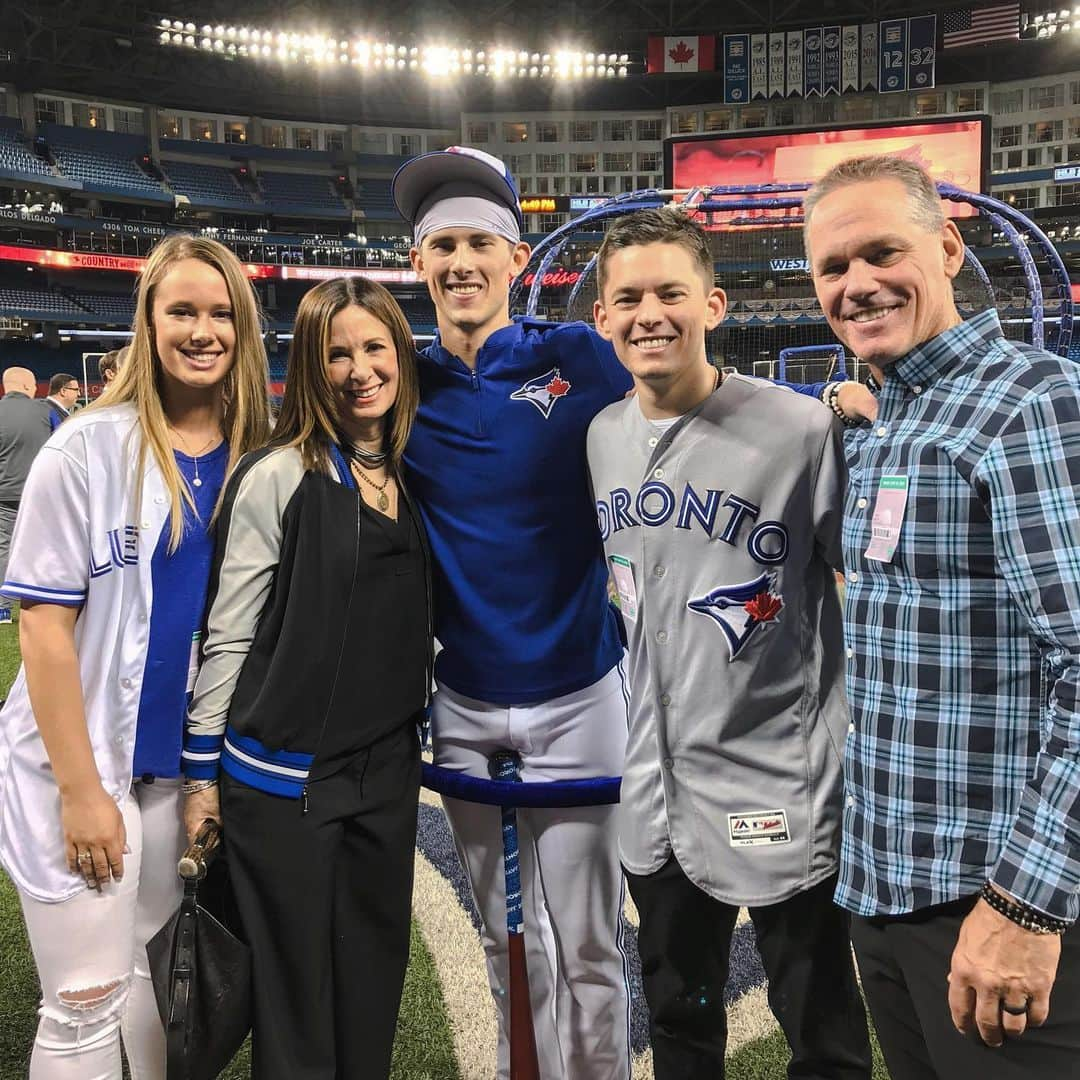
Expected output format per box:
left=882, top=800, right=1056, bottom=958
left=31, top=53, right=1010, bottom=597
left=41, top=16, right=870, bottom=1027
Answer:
left=488, top=750, right=540, bottom=1080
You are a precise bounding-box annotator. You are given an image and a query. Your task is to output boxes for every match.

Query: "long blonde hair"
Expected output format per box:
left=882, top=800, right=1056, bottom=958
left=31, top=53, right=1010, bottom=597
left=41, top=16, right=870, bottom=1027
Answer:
left=95, top=235, right=271, bottom=549
left=273, top=276, right=420, bottom=474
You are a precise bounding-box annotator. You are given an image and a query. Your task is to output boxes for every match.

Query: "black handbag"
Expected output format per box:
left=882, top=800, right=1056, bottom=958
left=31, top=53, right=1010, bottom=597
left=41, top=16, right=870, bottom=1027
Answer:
left=147, top=819, right=252, bottom=1080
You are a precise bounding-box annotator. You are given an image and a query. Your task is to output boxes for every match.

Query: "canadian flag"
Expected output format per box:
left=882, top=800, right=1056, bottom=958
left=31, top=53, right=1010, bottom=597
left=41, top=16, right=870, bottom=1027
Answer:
left=647, top=35, right=716, bottom=74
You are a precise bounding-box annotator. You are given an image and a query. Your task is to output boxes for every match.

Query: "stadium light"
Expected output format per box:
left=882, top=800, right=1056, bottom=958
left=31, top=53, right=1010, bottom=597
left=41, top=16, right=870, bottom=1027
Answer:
left=154, top=16, right=636, bottom=79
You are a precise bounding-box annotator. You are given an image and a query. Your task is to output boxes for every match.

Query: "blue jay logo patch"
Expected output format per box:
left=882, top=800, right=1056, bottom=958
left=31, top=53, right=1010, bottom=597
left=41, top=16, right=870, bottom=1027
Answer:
left=687, top=572, right=783, bottom=660
left=510, top=367, right=571, bottom=419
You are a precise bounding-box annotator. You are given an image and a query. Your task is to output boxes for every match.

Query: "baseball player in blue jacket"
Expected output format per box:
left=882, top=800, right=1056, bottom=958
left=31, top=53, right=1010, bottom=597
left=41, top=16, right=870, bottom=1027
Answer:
left=394, top=147, right=633, bottom=1079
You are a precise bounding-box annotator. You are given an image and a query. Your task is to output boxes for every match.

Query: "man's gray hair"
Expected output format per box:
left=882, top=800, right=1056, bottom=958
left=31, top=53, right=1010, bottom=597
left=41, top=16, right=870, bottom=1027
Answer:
left=803, top=155, right=946, bottom=249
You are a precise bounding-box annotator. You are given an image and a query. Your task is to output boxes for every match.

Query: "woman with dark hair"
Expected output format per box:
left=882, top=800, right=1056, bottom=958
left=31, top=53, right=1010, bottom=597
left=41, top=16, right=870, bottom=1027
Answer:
left=182, top=276, right=431, bottom=1079
left=0, top=234, right=271, bottom=1078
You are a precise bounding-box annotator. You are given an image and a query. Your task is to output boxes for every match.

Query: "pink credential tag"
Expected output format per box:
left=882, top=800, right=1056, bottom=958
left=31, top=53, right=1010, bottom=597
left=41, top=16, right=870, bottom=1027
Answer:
left=863, top=476, right=909, bottom=563
left=609, top=555, right=638, bottom=622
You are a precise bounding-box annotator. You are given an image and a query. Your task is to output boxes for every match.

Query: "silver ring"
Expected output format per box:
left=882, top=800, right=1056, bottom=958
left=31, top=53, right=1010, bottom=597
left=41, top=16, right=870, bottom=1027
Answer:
left=77, top=851, right=92, bottom=864
left=1001, top=1000, right=1029, bottom=1016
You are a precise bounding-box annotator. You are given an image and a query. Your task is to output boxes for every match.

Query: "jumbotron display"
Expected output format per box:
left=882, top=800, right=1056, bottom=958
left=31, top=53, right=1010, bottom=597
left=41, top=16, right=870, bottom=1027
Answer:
left=667, top=115, right=989, bottom=218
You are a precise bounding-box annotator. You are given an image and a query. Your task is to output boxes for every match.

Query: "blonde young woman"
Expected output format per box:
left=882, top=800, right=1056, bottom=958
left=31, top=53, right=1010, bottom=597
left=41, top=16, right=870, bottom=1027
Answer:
left=0, top=234, right=270, bottom=1079
left=182, top=276, right=431, bottom=1079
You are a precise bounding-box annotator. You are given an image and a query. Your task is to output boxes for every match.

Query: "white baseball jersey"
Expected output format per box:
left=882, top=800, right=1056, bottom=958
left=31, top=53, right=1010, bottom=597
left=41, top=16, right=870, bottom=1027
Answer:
left=0, top=404, right=171, bottom=901
left=586, top=375, right=848, bottom=906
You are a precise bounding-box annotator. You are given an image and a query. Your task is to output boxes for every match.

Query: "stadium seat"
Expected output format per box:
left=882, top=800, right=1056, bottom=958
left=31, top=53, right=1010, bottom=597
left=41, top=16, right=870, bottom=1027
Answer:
left=162, top=160, right=259, bottom=208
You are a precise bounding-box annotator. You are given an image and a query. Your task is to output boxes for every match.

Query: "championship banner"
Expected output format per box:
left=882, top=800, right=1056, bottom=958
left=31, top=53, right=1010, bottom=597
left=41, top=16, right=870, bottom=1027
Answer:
left=907, top=14, right=936, bottom=90
left=879, top=18, right=908, bottom=93
left=723, top=34, right=750, bottom=103
left=750, top=34, right=768, bottom=99
left=860, top=23, right=879, bottom=91
left=768, top=32, right=786, bottom=97
left=804, top=27, right=823, bottom=97
left=841, top=25, right=860, bottom=93
left=822, top=26, right=842, bottom=95
left=785, top=30, right=803, bottom=97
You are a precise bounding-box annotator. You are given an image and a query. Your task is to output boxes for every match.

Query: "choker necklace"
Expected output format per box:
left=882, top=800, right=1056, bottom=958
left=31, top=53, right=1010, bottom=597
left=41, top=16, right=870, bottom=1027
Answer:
left=169, top=425, right=220, bottom=488
left=343, top=440, right=388, bottom=469
left=350, top=459, right=391, bottom=511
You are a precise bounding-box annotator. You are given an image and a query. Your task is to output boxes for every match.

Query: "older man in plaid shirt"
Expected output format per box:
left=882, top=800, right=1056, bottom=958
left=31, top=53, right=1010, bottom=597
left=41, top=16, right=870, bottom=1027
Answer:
left=807, top=155, right=1080, bottom=1080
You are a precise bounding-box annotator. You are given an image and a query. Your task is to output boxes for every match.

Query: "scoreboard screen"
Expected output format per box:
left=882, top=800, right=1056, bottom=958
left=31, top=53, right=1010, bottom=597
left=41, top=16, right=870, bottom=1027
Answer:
left=667, top=115, right=988, bottom=218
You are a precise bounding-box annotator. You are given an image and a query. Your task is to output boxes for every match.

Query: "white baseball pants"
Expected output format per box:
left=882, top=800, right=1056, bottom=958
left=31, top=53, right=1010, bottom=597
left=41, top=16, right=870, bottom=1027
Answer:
left=433, top=662, right=632, bottom=1080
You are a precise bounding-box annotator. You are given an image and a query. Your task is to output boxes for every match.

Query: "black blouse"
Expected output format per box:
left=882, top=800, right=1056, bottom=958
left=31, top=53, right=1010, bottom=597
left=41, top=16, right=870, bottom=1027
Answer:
left=310, top=494, right=428, bottom=779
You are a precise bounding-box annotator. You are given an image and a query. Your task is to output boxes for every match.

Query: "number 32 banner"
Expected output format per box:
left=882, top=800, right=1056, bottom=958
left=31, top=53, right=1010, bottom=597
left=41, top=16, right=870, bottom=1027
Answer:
left=880, top=15, right=936, bottom=94
left=907, top=15, right=936, bottom=90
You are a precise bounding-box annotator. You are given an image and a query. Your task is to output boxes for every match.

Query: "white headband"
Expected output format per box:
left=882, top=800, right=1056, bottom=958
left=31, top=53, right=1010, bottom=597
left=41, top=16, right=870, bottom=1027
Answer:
left=414, top=192, right=521, bottom=248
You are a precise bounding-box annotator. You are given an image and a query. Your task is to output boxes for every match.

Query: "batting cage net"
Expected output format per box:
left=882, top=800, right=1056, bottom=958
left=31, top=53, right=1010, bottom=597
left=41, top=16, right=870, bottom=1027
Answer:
left=513, top=183, right=1074, bottom=381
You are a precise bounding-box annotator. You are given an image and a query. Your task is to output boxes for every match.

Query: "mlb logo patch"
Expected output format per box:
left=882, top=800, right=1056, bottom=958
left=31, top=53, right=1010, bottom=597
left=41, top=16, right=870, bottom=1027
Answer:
left=510, top=367, right=572, bottom=419
left=728, top=809, right=791, bottom=847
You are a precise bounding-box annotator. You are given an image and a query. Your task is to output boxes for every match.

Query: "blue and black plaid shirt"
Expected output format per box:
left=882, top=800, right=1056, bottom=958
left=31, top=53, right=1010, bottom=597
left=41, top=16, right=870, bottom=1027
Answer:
left=835, top=309, right=1080, bottom=922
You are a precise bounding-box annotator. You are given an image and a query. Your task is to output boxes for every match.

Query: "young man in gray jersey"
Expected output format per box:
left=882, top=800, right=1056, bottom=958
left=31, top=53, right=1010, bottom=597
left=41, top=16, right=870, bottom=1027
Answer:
left=585, top=207, right=871, bottom=1079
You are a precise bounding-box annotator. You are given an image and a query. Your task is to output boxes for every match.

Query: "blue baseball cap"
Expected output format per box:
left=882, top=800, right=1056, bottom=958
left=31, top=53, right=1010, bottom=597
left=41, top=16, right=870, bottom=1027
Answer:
left=392, top=146, right=524, bottom=229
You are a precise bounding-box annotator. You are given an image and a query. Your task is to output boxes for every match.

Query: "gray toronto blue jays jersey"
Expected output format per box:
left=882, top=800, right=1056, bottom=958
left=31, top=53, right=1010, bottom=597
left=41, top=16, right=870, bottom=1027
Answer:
left=586, top=374, right=849, bottom=905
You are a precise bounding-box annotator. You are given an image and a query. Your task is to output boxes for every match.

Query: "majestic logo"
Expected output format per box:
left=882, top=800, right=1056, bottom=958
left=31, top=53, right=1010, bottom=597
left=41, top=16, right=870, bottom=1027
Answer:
left=687, top=572, right=783, bottom=660
left=510, top=367, right=571, bottom=419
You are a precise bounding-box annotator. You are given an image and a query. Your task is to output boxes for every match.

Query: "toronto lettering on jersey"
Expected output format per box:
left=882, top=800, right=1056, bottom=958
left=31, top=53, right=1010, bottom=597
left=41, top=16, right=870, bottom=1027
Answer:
left=596, top=482, right=790, bottom=565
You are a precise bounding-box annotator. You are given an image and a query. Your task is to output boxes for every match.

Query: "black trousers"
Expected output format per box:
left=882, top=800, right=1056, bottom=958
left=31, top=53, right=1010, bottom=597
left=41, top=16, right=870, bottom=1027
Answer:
left=626, top=856, right=872, bottom=1080
left=221, top=722, right=421, bottom=1080
left=851, top=896, right=1080, bottom=1080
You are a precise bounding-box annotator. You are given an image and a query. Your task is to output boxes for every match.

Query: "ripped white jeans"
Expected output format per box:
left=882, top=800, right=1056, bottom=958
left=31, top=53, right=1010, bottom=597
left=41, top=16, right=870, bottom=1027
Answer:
left=18, top=779, right=185, bottom=1080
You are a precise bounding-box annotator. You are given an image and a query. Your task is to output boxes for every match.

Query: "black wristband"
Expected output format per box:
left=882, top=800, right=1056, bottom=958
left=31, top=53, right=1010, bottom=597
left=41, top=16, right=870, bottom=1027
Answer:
left=979, top=882, right=1069, bottom=936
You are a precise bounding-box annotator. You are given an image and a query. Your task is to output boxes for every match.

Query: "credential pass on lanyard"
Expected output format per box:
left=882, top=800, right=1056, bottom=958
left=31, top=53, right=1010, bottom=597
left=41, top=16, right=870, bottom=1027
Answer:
left=863, top=476, right=909, bottom=563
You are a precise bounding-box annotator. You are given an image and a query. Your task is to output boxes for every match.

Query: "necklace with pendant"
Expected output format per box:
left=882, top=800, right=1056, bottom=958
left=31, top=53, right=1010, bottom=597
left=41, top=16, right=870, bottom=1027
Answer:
left=351, top=459, right=391, bottom=511
left=168, top=425, right=220, bottom=488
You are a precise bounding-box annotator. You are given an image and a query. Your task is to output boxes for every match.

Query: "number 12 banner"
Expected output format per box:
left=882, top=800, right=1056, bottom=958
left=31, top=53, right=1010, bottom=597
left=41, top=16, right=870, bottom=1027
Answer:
left=879, top=19, right=908, bottom=93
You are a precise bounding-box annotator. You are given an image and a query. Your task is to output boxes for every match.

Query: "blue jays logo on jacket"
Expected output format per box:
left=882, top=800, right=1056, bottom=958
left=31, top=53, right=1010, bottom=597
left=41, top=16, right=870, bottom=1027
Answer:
left=510, top=367, right=572, bottom=419
left=687, top=572, right=784, bottom=660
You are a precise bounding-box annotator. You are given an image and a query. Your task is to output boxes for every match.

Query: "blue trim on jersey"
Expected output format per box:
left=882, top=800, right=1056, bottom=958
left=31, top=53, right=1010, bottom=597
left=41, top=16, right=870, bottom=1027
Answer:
left=405, top=318, right=629, bottom=704
left=221, top=726, right=315, bottom=798
left=0, top=580, right=86, bottom=605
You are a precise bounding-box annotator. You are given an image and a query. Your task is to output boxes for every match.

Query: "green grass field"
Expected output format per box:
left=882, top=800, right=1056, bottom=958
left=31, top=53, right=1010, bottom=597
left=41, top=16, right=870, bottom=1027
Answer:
left=0, top=615, right=890, bottom=1079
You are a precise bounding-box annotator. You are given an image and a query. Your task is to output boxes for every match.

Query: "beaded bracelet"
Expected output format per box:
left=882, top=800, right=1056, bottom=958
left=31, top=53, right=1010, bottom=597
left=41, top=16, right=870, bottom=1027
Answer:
left=980, top=882, right=1069, bottom=936
left=820, top=381, right=861, bottom=428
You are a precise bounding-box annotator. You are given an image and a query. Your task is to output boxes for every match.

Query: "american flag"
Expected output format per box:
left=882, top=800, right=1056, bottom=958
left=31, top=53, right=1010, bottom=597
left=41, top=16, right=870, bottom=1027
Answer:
left=942, top=3, right=1021, bottom=48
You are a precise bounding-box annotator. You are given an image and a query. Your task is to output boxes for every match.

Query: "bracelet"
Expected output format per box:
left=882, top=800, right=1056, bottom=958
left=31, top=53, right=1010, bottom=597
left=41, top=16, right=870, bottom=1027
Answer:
left=181, top=778, right=219, bottom=796
left=979, top=882, right=1069, bottom=936
left=821, top=381, right=861, bottom=428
